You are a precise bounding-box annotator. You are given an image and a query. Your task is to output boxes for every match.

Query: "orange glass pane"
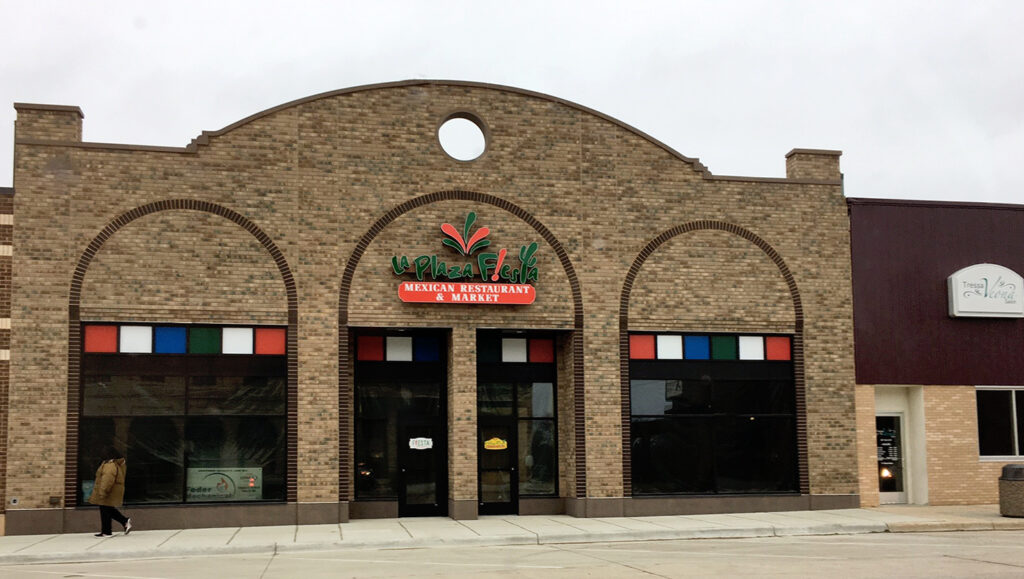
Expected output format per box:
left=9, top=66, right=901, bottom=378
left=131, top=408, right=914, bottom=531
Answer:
left=765, top=336, right=791, bottom=360
left=254, top=328, right=286, bottom=355
left=84, top=325, right=118, bottom=353
left=629, top=334, right=656, bottom=360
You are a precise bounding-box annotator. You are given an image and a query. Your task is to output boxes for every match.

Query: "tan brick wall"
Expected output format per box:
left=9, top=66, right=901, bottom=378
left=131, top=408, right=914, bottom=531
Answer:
left=923, top=385, right=1020, bottom=505
left=13, top=105, right=82, bottom=142
left=855, top=384, right=879, bottom=507
left=80, top=210, right=289, bottom=324
left=448, top=326, right=477, bottom=500
left=786, top=150, right=841, bottom=181
left=0, top=192, right=10, bottom=512
left=8, top=82, right=857, bottom=510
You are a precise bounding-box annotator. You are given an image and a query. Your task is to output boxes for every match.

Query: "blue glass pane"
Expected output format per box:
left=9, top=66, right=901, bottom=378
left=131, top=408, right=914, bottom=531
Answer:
left=684, top=335, right=710, bottom=360
left=154, top=327, right=187, bottom=354
left=413, top=336, right=441, bottom=362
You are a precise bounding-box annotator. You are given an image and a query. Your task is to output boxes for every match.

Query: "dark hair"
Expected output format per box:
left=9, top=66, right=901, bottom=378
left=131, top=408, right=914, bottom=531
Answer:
left=99, top=445, right=123, bottom=462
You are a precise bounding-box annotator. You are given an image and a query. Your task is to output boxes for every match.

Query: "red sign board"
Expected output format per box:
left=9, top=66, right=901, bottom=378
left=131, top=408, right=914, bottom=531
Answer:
left=398, top=281, right=536, bottom=305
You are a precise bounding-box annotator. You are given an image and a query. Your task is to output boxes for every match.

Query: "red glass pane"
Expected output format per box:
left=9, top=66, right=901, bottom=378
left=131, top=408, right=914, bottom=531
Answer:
left=765, top=336, right=791, bottom=360
left=84, top=325, right=118, bottom=353
left=629, top=334, right=656, bottom=360
left=357, top=335, right=384, bottom=361
left=255, top=328, right=286, bottom=355
left=528, top=339, right=554, bottom=363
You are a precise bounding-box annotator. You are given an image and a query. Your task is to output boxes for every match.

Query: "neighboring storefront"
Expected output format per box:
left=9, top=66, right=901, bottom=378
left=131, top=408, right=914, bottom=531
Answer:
left=849, top=198, right=1024, bottom=507
left=3, top=81, right=858, bottom=534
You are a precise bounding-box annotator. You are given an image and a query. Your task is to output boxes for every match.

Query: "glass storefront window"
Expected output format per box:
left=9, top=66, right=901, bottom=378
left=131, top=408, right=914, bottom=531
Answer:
left=629, top=333, right=798, bottom=496
left=78, top=324, right=288, bottom=505
left=517, top=382, right=554, bottom=418
left=518, top=420, right=556, bottom=495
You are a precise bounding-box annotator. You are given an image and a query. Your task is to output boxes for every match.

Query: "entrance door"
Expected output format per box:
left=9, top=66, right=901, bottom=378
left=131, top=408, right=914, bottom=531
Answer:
left=876, top=415, right=907, bottom=504
left=353, top=331, right=448, bottom=517
left=399, top=421, right=445, bottom=517
left=478, top=421, right=516, bottom=515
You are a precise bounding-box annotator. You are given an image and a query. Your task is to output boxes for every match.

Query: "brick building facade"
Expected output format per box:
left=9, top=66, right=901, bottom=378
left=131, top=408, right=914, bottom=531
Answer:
left=850, top=199, right=1024, bottom=507
left=3, top=81, right=859, bottom=535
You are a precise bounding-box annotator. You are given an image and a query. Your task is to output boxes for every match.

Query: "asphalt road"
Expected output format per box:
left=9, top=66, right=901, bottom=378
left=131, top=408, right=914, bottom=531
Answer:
left=3, top=530, right=1024, bottom=578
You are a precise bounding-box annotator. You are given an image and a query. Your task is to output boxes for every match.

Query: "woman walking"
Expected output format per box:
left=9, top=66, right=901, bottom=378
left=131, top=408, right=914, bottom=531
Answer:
left=88, top=449, right=133, bottom=537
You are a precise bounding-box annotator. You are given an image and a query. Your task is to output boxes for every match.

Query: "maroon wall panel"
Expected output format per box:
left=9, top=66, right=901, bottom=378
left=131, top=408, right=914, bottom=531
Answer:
left=849, top=198, right=1024, bottom=385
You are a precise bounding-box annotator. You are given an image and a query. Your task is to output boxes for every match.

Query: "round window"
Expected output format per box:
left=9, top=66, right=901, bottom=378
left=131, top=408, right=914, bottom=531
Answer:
left=438, top=115, right=487, bottom=161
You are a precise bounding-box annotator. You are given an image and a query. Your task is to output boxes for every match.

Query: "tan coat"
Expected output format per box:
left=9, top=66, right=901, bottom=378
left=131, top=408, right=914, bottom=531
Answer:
left=88, top=458, right=126, bottom=507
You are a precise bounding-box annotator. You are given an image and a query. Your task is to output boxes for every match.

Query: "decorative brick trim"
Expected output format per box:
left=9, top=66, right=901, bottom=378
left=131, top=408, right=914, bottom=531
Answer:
left=65, top=199, right=299, bottom=507
left=338, top=190, right=587, bottom=500
left=618, top=220, right=808, bottom=496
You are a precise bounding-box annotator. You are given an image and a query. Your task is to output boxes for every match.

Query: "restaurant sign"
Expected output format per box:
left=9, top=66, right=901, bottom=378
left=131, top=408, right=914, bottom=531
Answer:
left=392, top=212, right=538, bottom=305
left=948, top=263, right=1024, bottom=318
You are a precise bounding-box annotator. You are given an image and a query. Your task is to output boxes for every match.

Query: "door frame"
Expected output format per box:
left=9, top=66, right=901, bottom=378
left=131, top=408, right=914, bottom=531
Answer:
left=477, top=417, right=518, bottom=515
left=352, top=329, right=449, bottom=518
left=877, top=412, right=908, bottom=504
left=398, top=418, right=448, bottom=517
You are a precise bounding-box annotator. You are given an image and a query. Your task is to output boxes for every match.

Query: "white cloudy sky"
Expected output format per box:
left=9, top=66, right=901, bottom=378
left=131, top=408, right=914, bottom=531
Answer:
left=3, top=1, right=1023, bottom=203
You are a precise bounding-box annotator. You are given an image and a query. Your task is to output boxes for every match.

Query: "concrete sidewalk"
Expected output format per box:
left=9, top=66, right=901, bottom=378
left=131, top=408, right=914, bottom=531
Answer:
left=0, top=505, right=1021, bottom=565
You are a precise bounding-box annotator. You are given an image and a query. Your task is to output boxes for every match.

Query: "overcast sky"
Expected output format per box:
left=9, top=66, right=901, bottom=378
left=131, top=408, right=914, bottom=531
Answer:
left=3, top=1, right=1023, bottom=203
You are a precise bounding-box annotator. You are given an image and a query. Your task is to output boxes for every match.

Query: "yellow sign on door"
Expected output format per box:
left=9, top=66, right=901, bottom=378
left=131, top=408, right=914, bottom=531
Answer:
left=484, top=437, right=507, bottom=450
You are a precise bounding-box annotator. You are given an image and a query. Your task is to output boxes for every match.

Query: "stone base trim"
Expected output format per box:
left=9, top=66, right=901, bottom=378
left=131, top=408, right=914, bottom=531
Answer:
left=5, top=503, right=330, bottom=535
left=349, top=501, right=398, bottom=519
left=566, top=494, right=859, bottom=518
left=519, top=497, right=565, bottom=515
left=449, top=499, right=477, bottom=520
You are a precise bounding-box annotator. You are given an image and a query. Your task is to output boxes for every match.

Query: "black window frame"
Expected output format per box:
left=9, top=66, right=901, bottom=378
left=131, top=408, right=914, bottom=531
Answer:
left=977, top=387, right=1024, bottom=457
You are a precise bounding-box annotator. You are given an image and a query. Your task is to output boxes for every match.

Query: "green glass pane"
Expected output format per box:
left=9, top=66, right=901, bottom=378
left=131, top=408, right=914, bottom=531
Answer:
left=189, top=327, right=221, bottom=354
left=711, top=336, right=737, bottom=360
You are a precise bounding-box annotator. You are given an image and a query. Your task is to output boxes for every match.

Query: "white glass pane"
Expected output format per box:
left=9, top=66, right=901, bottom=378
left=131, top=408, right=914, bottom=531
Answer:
left=502, top=338, right=528, bottom=362
left=386, top=336, right=413, bottom=361
left=222, top=327, right=253, bottom=354
left=656, top=335, right=683, bottom=359
left=739, top=335, right=765, bottom=360
left=119, top=326, right=152, bottom=353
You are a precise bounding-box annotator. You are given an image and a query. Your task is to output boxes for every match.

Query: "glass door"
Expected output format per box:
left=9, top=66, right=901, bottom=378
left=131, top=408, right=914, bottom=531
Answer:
left=399, top=421, right=445, bottom=516
left=877, top=415, right=907, bottom=504
left=353, top=330, right=448, bottom=517
left=478, top=421, right=516, bottom=515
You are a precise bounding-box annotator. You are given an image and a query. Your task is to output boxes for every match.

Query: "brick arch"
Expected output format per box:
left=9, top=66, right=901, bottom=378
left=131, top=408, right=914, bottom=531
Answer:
left=338, top=190, right=587, bottom=501
left=618, top=220, right=808, bottom=496
left=65, top=199, right=299, bottom=507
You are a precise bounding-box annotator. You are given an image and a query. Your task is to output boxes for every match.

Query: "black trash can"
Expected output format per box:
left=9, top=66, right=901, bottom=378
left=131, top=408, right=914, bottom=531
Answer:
left=999, top=464, right=1024, bottom=517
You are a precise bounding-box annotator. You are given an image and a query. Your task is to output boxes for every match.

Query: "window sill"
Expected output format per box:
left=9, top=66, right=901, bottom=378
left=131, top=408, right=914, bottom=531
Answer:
left=979, top=456, right=1024, bottom=463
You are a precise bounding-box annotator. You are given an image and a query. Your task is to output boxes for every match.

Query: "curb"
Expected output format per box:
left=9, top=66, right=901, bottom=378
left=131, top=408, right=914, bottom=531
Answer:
left=887, top=519, right=1024, bottom=533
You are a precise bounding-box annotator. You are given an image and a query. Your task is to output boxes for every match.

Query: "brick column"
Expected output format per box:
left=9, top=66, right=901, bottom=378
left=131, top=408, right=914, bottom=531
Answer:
left=448, top=325, right=478, bottom=519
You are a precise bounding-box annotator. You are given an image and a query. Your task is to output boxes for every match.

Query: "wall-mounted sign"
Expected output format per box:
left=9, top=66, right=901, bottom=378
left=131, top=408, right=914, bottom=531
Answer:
left=948, top=263, right=1023, bottom=318
left=483, top=437, right=508, bottom=450
left=408, top=437, right=433, bottom=450
left=392, top=212, right=538, bottom=305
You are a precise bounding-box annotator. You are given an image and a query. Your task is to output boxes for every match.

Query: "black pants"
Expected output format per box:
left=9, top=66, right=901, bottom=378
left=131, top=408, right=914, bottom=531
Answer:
left=99, top=505, right=128, bottom=535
